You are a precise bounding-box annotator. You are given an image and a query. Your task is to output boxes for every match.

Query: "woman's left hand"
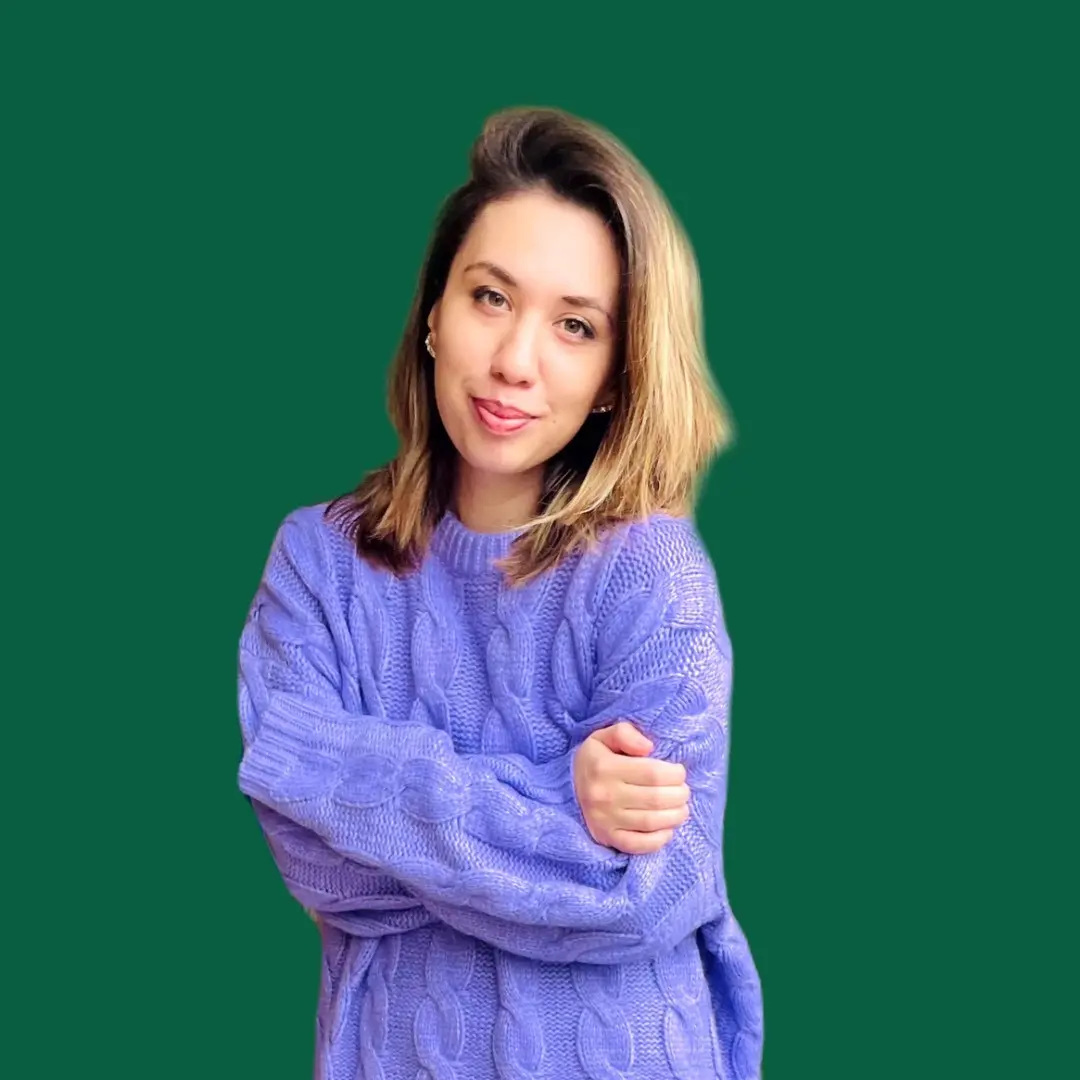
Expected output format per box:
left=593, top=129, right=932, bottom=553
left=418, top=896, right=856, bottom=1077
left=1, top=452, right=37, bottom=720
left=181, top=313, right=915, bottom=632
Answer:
left=573, top=722, right=691, bottom=854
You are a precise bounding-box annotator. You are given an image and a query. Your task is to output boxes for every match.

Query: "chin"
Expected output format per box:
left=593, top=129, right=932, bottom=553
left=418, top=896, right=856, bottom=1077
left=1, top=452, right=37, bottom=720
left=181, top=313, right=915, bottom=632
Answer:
left=459, top=442, right=539, bottom=478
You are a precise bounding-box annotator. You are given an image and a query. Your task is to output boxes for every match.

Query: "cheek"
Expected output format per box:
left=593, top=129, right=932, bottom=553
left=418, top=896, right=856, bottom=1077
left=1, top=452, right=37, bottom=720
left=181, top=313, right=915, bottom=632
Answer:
left=432, top=360, right=462, bottom=439
left=543, top=354, right=611, bottom=415
left=434, top=319, right=490, bottom=387
left=432, top=335, right=485, bottom=441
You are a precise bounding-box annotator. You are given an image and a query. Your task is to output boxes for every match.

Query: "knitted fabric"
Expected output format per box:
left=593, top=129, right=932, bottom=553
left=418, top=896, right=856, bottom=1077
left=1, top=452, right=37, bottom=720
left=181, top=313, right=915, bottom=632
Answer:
left=238, top=503, right=763, bottom=1078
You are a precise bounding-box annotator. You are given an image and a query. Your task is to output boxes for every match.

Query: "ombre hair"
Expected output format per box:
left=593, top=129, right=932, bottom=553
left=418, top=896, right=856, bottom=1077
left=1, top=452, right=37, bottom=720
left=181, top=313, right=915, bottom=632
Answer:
left=327, top=106, right=733, bottom=584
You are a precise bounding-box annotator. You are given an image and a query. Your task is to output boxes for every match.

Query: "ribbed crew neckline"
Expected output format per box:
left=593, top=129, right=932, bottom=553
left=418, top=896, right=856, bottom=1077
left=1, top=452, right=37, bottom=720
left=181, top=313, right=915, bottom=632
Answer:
left=430, top=511, right=524, bottom=577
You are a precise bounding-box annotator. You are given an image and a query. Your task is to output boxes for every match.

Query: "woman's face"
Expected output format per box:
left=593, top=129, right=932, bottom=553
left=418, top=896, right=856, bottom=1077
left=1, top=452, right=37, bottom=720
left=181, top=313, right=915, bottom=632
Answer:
left=428, top=189, right=620, bottom=493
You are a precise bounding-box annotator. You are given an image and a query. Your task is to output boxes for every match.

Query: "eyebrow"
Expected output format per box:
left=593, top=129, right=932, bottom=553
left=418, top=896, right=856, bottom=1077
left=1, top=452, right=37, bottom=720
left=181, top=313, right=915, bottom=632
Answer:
left=462, top=260, right=614, bottom=329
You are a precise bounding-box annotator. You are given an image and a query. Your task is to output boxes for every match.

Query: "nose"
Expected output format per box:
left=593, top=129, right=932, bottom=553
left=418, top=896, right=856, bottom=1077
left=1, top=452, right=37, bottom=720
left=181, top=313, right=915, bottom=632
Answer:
left=490, top=320, right=538, bottom=388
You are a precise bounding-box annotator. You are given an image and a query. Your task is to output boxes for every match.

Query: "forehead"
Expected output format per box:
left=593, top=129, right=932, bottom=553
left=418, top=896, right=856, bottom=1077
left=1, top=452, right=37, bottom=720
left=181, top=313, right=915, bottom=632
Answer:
left=456, top=190, right=620, bottom=304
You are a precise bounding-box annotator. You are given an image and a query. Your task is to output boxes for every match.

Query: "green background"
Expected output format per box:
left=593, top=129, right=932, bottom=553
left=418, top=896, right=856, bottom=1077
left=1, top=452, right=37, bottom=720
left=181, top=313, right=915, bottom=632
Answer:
left=5, top=2, right=1073, bottom=1077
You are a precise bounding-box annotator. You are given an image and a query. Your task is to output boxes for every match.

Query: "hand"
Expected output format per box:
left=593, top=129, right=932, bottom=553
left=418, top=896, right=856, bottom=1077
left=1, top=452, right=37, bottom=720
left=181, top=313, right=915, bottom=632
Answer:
left=573, top=721, right=690, bottom=854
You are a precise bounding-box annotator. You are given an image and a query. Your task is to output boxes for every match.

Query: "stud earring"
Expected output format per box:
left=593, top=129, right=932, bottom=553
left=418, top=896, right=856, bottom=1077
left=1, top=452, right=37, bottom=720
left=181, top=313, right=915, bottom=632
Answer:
left=591, top=403, right=613, bottom=414
left=425, top=331, right=436, bottom=358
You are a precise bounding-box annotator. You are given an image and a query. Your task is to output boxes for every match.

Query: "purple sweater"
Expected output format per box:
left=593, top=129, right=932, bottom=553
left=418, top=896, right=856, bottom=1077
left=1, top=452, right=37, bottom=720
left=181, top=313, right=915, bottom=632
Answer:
left=237, top=503, right=763, bottom=1079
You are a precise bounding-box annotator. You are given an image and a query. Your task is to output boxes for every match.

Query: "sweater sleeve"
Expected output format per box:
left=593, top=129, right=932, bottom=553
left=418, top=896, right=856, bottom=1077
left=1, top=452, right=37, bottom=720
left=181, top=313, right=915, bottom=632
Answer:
left=242, top=797, right=438, bottom=938
left=237, top=521, right=436, bottom=937
left=237, top=508, right=632, bottom=928
left=238, top=509, right=742, bottom=964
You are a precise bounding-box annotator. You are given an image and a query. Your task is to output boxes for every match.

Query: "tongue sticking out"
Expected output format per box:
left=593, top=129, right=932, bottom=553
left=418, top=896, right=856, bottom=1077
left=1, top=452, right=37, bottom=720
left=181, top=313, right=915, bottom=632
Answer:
left=480, top=399, right=531, bottom=420
left=474, top=399, right=534, bottom=434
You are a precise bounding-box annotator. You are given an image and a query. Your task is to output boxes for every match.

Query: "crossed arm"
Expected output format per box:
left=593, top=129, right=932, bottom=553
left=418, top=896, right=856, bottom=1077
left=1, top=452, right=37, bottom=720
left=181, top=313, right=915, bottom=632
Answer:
left=238, top=513, right=731, bottom=964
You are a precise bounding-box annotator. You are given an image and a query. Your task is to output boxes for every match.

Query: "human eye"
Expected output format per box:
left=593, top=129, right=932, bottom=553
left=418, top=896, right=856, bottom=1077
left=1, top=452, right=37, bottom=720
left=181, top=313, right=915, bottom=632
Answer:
left=473, top=286, right=509, bottom=309
left=560, top=316, right=596, bottom=341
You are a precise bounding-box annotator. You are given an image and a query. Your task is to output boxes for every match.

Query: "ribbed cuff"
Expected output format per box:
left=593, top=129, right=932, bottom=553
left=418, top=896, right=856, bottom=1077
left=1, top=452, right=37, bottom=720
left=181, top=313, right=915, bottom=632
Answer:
left=238, top=699, right=349, bottom=803
left=239, top=695, right=448, bottom=806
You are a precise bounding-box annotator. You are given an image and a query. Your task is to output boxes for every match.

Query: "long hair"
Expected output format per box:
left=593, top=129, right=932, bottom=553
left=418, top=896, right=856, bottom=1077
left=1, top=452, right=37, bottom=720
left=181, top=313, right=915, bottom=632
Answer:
left=327, top=106, right=734, bottom=585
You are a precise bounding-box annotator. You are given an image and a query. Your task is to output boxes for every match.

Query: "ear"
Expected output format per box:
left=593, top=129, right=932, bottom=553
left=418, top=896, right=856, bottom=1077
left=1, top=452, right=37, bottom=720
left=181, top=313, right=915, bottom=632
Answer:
left=426, top=299, right=441, bottom=333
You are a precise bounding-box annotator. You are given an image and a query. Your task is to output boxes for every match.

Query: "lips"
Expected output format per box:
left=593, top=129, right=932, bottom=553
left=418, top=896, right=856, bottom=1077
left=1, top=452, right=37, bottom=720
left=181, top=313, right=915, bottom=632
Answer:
left=472, top=397, right=536, bottom=435
left=473, top=398, right=533, bottom=420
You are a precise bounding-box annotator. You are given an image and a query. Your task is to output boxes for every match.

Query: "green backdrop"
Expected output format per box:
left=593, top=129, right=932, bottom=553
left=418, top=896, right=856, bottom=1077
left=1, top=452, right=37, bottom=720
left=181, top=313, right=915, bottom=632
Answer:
left=5, top=2, right=1072, bottom=1077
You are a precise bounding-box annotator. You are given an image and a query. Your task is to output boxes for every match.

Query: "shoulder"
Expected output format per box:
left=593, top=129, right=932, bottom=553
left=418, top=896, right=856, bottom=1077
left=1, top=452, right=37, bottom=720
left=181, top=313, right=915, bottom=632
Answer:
left=263, top=501, right=388, bottom=601
left=599, top=512, right=715, bottom=583
left=266, top=502, right=335, bottom=569
left=588, top=513, right=728, bottom=652
left=587, top=512, right=719, bottom=607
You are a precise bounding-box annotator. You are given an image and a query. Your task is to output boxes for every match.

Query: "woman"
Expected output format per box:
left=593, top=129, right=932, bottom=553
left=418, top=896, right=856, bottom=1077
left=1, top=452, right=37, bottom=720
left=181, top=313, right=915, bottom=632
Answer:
left=237, top=106, right=764, bottom=1079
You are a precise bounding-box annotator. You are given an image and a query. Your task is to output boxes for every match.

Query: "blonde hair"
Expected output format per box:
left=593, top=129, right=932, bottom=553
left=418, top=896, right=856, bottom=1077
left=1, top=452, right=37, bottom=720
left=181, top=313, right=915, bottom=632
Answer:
left=328, top=106, right=734, bottom=584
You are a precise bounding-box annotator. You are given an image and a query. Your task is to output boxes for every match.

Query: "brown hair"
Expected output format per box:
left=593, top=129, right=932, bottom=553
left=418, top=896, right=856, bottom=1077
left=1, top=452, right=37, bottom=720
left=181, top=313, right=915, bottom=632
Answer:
left=327, top=105, right=733, bottom=584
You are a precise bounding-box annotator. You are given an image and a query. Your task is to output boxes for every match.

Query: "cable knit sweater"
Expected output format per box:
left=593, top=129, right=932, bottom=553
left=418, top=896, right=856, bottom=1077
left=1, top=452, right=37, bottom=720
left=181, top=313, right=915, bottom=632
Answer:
left=237, top=503, right=763, bottom=1079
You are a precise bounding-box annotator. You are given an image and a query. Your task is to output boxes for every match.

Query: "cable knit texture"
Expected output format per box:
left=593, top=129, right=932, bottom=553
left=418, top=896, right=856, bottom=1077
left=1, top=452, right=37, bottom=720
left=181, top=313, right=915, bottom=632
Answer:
left=238, top=503, right=763, bottom=1079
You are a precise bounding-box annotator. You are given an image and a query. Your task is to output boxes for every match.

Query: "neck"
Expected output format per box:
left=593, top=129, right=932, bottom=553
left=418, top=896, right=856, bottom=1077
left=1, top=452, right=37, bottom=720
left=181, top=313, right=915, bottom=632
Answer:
left=453, top=461, right=543, bottom=533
